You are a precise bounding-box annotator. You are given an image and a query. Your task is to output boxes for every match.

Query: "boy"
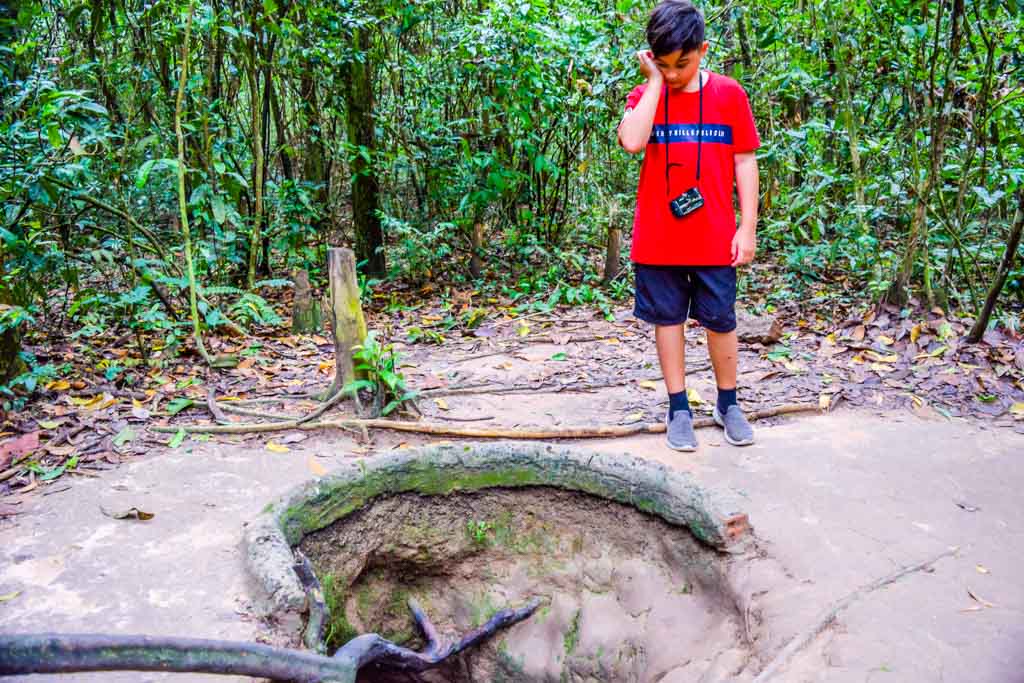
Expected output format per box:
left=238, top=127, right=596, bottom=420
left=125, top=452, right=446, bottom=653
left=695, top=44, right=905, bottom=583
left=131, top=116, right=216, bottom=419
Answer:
left=617, top=0, right=760, bottom=451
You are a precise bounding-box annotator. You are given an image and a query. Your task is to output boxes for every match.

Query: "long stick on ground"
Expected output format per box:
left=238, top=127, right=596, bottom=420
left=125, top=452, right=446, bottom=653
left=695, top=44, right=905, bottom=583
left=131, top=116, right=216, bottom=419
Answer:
left=152, top=403, right=820, bottom=439
left=752, top=546, right=960, bottom=682
left=0, top=598, right=540, bottom=682
left=422, top=367, right=711, bottom=398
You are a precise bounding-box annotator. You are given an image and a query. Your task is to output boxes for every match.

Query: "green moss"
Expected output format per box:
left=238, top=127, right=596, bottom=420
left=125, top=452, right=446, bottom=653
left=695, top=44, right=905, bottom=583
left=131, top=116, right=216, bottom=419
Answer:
left=277, top=455, right=722, bottom=549
left=261, top=502, right=275, bottom=514
left=321, top=574, right=359, bottom=652
left=469, top=590, right=501, bottom=628
left=563, top=609, right=581, bottom=655
left=356, top=583, right=376, bottom=616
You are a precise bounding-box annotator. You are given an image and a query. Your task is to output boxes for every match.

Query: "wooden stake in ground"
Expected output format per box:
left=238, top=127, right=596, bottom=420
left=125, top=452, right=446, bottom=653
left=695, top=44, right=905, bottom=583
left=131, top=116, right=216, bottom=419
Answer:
left=470, top=221, right=484, bottom=278
left=325, top=247, right=367, bottom=398
left=291, top=269, right=322, bottom=334
left=602, top=202, right=621, bottom=286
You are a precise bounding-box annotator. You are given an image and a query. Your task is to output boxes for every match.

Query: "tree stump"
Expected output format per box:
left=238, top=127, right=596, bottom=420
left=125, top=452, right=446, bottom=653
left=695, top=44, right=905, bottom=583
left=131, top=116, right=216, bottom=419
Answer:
left=291, top=270, right=322, bottom=334
left=602, top=226, right=621, bottom=286
left=470, top=222, right=484, bottom=279
left=326, top=248, right=367, bottom=397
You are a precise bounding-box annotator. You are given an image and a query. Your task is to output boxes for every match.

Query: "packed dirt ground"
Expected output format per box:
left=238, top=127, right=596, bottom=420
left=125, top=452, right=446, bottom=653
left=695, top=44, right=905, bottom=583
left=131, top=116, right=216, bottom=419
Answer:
left=2, top=302, right=1023, bottom=681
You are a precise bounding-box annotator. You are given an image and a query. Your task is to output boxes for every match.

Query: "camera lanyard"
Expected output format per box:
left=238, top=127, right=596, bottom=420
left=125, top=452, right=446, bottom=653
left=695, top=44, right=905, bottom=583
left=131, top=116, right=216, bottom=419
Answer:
left=663, top=71, right=703, bottom=197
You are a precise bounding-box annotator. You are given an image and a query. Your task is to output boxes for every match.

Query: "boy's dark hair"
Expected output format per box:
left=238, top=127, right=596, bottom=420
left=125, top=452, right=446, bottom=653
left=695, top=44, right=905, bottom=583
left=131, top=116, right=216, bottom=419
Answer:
left=646, top=1, right=705, bottom=57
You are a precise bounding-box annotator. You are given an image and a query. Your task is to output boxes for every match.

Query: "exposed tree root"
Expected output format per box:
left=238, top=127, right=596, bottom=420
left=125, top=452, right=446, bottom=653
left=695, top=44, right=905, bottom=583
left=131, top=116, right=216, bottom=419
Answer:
left=153, top=403, right=820, bottom=439
left=752, top=546, right=960, bottom=682
left=0, top=598, right=540, bottom=682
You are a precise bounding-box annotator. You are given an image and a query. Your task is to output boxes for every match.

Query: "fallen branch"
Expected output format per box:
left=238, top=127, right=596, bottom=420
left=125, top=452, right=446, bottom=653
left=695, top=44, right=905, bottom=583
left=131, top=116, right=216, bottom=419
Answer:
left=0, top=633, right=355, bottom=681
left=219, top=403, right=302, bottom=422
left=752, top=546, right=960, bottom=682
left=0, top=598, right=541, bottom=682
left=421, top=366, right=711, bottom=399
left=431, top=414, right=495, bottom=422
left=151, top=403, right=820, bottom=439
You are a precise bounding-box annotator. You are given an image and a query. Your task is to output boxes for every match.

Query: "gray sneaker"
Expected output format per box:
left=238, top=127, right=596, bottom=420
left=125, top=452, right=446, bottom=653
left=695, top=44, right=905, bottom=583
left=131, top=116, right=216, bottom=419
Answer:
left=665, top=410, right=698, bottom=452
left=713, top=405, right=755, bottom=446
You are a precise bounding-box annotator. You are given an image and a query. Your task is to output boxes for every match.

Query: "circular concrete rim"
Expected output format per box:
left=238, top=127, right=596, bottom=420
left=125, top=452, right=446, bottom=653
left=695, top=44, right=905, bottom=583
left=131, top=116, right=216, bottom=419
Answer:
left=243, top=441, right=750, bottom=631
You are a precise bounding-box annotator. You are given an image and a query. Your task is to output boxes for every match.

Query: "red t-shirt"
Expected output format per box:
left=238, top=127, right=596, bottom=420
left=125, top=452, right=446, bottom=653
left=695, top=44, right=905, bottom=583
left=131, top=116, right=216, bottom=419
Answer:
left=625, top=72, right=760, bottom=265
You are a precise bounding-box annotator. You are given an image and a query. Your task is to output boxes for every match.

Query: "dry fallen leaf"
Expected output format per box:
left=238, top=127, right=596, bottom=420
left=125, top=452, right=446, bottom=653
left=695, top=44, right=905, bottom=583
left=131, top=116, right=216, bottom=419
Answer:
left=0, top=591, right=21, bottom=603
left=100, top=506, right=155, bottom=521
left=965, top=588, right=996, bottom=610
left=686, top=387, right=704, bottom=405
left=307, top=455, right=327, bottom=477
left=266, top=441, right=290, bottom=453
left=638, top=380, right=658, bottom=390
left=622, top=412, right=644, bottom=424
left=0, top=431, right=40, bottom=469
left=975, top=564, right=990, bottom=575
left=819, top=394, right=831, bottom=411
left=434, top=398, right=450, bottom=411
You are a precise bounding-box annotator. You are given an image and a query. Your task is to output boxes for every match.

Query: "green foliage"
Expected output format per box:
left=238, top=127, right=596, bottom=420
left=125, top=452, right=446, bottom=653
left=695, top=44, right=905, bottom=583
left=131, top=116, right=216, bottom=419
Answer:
left=345, top=331, right=418, bottom=416
left=466, top=519, right=494, bottom=547
left=2, top=0, right=1023, bottom=378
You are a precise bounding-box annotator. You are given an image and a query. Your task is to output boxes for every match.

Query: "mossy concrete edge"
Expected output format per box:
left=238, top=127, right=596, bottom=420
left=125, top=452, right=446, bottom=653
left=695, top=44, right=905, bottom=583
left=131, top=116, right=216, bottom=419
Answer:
left=243, top=441, right=750, bottom=639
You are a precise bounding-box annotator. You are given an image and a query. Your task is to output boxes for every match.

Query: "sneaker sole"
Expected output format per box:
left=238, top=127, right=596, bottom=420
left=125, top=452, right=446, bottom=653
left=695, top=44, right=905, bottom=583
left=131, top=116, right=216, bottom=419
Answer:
left=666, top=439, right=699, bottom=452
left=713, top=409, right=755, bottom=447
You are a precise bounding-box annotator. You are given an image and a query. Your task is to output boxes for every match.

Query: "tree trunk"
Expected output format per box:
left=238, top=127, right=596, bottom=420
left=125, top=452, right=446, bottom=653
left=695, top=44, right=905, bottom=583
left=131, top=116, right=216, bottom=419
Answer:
left=344, top=28, right=385, bottom=277
left=174, top=2, right=213, bottom=366
left=469, top=222, right=484, bottom=279
left=887, top=0, right=964, bottom=305
left=245, top=51, right=265, bottom=290
left=602, top=202, right=622, bottom=286
left=325, top=248, right=367, bottom=397
left=967, top=191, right=1024, bottom=343
left=0, top=282, right=24, bottom=384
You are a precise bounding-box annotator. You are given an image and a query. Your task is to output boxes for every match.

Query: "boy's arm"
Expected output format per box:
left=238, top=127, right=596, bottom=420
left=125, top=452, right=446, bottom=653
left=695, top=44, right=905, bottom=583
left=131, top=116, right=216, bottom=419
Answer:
left=731, top=151, right=759, bottom=267
left=618, top=51, right=663, bottom=154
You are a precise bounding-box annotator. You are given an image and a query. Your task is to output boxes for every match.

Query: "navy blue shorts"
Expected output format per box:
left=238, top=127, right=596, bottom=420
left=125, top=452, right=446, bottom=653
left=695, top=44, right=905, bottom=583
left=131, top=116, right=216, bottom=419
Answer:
left=633, top=264, right=737, bottom=332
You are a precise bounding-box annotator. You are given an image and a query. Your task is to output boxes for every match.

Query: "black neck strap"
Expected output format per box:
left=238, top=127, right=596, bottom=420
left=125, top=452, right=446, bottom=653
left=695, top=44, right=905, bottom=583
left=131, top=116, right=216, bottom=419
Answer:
left=664, top=71, right=704, bottom=196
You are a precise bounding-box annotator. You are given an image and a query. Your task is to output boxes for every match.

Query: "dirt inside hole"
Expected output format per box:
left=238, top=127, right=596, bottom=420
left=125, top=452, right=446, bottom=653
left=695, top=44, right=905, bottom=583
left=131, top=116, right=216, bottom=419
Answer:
left=299, top=487, right=752, bottom=682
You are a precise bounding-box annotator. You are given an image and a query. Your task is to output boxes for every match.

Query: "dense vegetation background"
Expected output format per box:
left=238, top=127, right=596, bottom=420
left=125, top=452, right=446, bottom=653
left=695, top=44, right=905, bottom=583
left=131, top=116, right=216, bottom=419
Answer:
left=1, top=0, right=1022, bottom=405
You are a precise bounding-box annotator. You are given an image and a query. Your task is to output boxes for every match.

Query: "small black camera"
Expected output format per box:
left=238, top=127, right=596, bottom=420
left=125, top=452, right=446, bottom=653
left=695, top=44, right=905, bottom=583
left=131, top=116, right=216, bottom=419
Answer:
left=669, top=187, right=705, bottom=219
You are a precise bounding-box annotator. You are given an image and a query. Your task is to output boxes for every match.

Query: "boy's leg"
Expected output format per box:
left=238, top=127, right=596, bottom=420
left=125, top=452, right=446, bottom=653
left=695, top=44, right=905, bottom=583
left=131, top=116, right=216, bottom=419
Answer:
left=690, top=268, right=754, bottom=446
left=655, top=324, right=691, bottom=421
left=706, top=328, right=737, bottom=391
left=655, top=324, right=686, bottom=394
left=633, top=264, right=697, bottom=451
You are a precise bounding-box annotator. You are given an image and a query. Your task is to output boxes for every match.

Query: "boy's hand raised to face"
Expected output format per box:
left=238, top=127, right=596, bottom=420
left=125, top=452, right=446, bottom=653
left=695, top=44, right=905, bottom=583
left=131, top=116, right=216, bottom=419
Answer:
left=636, top=50, right=663, bottom=85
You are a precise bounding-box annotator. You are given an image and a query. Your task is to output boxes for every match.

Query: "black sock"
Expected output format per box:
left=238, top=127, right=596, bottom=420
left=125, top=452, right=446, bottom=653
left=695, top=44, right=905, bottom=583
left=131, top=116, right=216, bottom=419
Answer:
left=669, top=391, right=690, bottom=419
left=717, top=387, right=738, bottom=414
